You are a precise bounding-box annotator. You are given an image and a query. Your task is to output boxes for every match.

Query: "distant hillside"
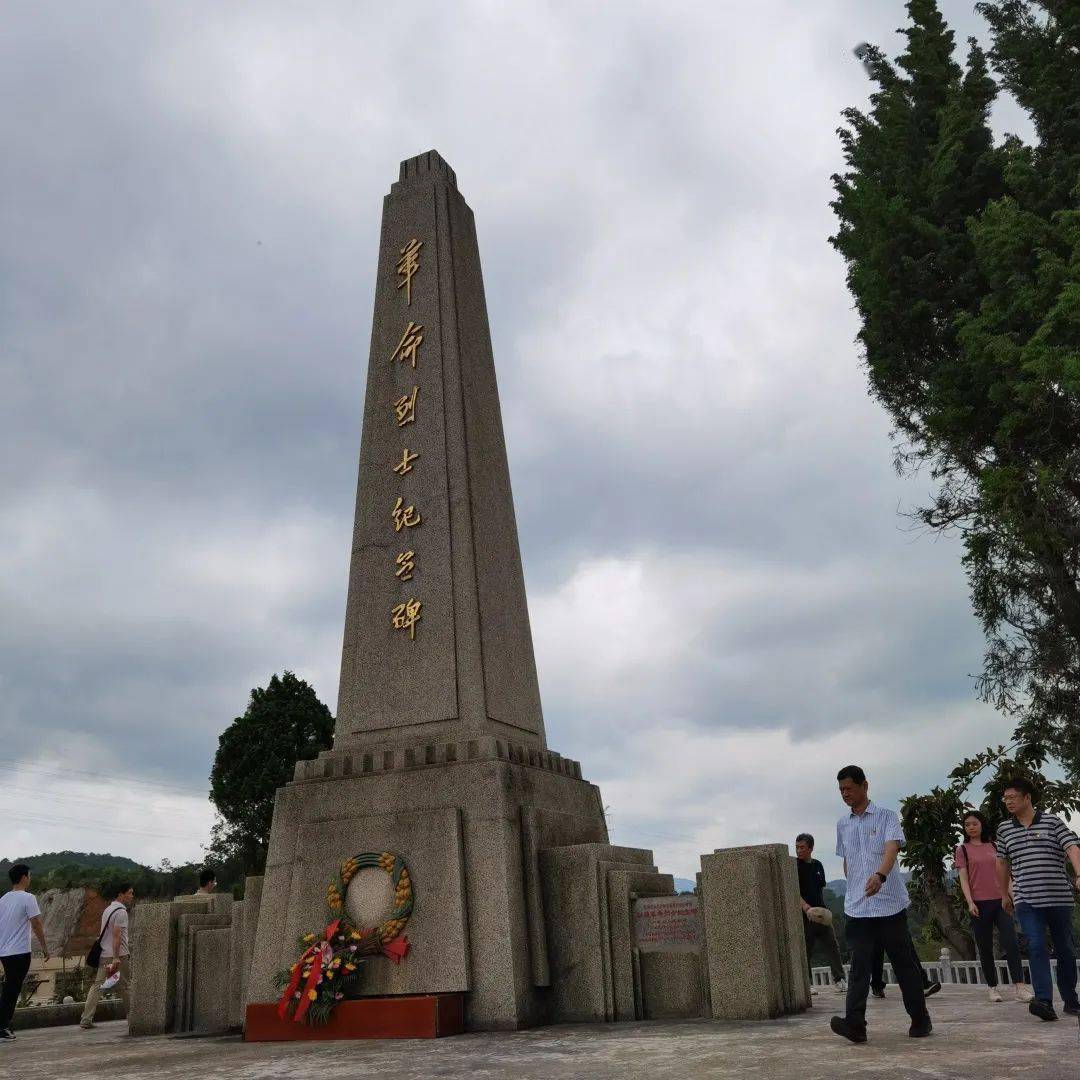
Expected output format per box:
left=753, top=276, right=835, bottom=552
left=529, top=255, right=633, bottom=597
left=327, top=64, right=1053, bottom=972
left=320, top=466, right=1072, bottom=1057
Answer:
left=1, top=850, right=245, bottom=900
left=0, top=851, right=149, bottom=876
left=673, top=877, right=696, bottom=893
left=1, top=852, right=153, bottom=894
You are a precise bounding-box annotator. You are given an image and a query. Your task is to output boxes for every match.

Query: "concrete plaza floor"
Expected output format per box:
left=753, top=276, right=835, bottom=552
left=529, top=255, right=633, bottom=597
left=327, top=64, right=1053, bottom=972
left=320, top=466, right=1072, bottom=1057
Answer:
left=6, top=986, right=1078, bottom=1080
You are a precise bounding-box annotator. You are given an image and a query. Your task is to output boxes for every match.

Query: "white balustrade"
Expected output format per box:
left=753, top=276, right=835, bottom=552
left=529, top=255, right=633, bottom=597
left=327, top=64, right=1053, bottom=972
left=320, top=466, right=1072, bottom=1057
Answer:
left=812, top=948, right=1079, bottom=988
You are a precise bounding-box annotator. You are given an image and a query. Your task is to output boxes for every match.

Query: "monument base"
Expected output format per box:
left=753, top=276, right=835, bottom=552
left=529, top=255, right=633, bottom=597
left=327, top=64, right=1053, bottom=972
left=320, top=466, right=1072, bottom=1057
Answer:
left=244, top=994, right=464, bottom=1041
left=248, top=738, right=611, bottom=1030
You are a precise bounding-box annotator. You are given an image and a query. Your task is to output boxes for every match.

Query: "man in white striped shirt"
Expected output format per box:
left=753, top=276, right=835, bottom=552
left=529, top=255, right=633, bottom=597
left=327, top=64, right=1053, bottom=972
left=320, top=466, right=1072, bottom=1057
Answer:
left=829, top=765, right=931, bottom=1044
left=996, top=777, right=1080, bottom=1022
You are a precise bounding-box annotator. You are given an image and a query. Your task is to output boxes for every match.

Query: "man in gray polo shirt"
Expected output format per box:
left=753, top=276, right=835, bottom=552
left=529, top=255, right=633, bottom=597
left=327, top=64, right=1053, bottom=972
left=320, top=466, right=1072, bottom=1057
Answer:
left=996, top=777, right=1080, bottom=1022
left=829, top=764, right=930, bottom=1043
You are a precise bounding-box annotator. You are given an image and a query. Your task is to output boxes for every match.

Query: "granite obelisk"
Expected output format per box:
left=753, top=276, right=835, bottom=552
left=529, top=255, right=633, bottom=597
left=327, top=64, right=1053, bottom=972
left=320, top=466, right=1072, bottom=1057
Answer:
left=248, top=152, right=611, bottom=1030
left=336, top=150, right=545, bottom=753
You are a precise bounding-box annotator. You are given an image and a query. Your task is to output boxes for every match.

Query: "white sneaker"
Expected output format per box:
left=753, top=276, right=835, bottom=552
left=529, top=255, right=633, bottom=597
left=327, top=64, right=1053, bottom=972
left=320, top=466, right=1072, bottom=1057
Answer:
left=988, top=987, right=1003, bottom=1002
left=1014, top=983, right=1034, bottom=1002
left=834, top=978, right=848, bottom=993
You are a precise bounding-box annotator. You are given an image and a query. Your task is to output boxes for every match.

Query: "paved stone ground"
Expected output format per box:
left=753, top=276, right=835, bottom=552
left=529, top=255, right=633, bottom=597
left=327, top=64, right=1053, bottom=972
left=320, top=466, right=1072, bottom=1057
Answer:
left=6, top=987, right=1078, bottom=1079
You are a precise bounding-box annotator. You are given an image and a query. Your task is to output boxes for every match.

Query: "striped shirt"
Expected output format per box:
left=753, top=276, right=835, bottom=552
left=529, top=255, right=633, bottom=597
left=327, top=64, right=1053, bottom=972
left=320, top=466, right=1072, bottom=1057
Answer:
left=996, top=811, right=1079, bottom=909
left=836, top=800, right=910, bottom=919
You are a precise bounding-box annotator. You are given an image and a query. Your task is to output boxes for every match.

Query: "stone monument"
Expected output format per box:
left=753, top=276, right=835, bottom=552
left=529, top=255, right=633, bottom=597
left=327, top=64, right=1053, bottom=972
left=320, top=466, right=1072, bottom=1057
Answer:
left=130, top=151, right=809, bottom=1037
left=245, top=150, right=676, bottom=1031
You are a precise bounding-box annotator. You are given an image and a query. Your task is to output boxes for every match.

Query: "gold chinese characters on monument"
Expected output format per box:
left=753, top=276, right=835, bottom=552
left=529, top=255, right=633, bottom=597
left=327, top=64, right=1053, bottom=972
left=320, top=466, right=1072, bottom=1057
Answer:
left=396, top=238, right=422, bottom=305
left=394, top=386, right=418, bottom=427
left=389, top=239, right=425, bottom=641
left=391, top=321, right=424, bottom=369
left=391, top=598, right=422, bottom=640
left=391, top=496, right=421, bottom=532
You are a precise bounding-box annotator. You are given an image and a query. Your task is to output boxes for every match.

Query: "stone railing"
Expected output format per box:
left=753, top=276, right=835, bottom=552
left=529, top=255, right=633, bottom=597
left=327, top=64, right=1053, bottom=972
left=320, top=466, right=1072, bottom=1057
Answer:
left=812, top=946, right=1080, bottom=987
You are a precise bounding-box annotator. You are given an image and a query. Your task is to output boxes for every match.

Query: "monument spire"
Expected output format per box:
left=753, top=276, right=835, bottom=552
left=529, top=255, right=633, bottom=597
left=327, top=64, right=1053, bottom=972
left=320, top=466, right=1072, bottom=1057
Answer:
left=336, top=149, right=545, bottom=752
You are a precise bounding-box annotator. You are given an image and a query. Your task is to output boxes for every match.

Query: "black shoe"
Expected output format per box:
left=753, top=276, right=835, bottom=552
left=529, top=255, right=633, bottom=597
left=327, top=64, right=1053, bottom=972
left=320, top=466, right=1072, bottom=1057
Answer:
left=1062, top=1000, right=1080, bottom=1017
left=909, top=1016, right=933, bottom=1038
left=923, top=980, right=942, bottom=997
left=0, top=1029, right=15, bottom=1041
left=1029, top=999, right=1058, bottom=1022
left=830, top=1015, right=867, bottom=1044
left=870, top=986, right=886, bottom=999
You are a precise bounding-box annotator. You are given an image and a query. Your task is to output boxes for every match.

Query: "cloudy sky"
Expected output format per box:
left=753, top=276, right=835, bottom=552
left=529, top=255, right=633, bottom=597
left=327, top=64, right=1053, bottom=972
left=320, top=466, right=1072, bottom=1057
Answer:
left=2, top=1, right=1031, bottom=880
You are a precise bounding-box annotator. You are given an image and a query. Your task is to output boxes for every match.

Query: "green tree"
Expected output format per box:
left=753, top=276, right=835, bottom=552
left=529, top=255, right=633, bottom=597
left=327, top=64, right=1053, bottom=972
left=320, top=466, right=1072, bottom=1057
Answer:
left=831, top=0, right=1080, bottom=948
left=209, top=672, right=334, bottom=873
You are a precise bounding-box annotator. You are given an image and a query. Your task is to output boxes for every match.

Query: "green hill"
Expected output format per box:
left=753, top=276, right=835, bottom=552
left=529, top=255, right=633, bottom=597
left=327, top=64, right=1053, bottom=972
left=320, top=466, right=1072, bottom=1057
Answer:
left=0, top=851, right=149, bottom=876
left=0, top=851, right=161, bottom=896
left=0, top=851, right=242, bottom=900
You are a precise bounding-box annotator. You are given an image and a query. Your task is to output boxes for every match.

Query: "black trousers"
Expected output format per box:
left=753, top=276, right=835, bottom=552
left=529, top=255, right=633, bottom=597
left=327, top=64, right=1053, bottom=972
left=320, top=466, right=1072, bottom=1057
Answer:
left=804, top=916, right=846, bottom=982
left=972, top=899, right=1023, bottom=987
left=846, top=911, right=929, bottom=1028
left=0, top=952, right=32, bottom=1030
left=870, top=937, right=931, bottom=991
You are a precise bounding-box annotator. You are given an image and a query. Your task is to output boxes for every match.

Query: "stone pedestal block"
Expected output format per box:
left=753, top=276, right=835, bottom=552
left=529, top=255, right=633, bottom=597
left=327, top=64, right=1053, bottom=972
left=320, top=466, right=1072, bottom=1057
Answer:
left=248, top=747, right=608, bottom=1032
left=640, top=953, right=705, bottom=1019
left=538, top=844, right=674, bottom=1023
left=699, top=844, right=810, bottom=1020
left=176, top=911, right=232, bottom=1032
left=129, top=896, right=221, bottom=1035
left=128, top=887, right=262, bottom=1036
left=192, top=926, right=233, bottom=1032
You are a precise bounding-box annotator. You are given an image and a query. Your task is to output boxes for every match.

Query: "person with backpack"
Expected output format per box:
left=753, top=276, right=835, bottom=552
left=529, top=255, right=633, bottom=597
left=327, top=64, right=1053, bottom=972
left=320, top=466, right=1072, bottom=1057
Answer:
left=0, top=864, right=49, bottom=1041
left=955, top=809, right=1031, bottom=1004
left=80, top=882, right=134, bottom=1030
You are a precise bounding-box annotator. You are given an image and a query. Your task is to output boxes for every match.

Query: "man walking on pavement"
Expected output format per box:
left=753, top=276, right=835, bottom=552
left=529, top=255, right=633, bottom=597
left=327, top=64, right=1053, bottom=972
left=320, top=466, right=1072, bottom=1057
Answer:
left=0, top=864, right=50, bottom=1041
left=995, top=777, right=1080, bottom=1022
left=829, top=765, right=931, bottom=1043
left=795, top=833, right=847, bottom=995
left=80, top=883, right=134, bottom=1030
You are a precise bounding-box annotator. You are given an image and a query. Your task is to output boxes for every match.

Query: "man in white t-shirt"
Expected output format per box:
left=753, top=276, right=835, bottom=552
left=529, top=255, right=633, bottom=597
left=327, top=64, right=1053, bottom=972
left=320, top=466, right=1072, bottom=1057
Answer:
left=0, top=863, right=50, bottom=1040
left=80, top=882, right=134, bottom=1030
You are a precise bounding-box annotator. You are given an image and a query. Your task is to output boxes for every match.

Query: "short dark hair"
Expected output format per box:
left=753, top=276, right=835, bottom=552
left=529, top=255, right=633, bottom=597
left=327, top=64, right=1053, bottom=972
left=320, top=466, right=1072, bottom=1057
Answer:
left=199, top=868, right=216, bottom=888
left=111, top=882, right=133, bottom=899
left=795, top=833, right=815, bottom=849
left=837, top=765, right=867, bottom=785
left=8, top=864, right=30, bottom=886
left=962, top=810, right=993, bottom=844
left=1003, top=777, right=1034, bottom=798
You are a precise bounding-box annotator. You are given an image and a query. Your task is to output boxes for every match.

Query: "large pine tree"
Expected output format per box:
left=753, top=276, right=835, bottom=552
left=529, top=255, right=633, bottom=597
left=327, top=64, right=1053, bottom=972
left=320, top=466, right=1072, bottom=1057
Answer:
left=832, top=1, right=1080, bottom=952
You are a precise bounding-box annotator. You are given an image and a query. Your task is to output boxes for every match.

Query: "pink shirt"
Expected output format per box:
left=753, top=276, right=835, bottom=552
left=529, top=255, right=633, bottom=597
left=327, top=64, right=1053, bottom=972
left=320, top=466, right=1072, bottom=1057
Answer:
left=954, top=841, right=1002, bottom=902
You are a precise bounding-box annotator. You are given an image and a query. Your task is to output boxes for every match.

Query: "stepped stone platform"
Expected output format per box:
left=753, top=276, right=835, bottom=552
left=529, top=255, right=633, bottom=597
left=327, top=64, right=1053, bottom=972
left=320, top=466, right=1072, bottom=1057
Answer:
left=294, top=736, right=583, bottom=781
left=11, top=986, right=1075, bottom=1079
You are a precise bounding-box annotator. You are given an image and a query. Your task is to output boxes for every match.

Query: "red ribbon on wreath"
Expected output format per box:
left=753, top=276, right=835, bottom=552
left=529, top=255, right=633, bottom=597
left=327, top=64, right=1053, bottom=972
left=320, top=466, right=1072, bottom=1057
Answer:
left=382, top=935, right=409, bottom=963
left=277, top=919, right=341, bottom=1022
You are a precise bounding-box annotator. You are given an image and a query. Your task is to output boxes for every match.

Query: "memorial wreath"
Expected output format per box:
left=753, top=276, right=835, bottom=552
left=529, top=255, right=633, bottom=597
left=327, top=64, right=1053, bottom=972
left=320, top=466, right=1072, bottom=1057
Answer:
left=273, top=851, right=413, bottom=1025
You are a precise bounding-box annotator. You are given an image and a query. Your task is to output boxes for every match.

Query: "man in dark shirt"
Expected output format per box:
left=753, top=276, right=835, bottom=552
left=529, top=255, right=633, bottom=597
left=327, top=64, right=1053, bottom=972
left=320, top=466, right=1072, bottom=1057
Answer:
left=796, top=833, right=846, bottom=993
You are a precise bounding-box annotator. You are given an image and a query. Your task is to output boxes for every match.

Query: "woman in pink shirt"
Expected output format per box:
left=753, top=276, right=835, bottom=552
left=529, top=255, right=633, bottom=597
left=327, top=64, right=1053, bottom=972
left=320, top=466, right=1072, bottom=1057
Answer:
left=956, top=810, right=1031, bottom=1003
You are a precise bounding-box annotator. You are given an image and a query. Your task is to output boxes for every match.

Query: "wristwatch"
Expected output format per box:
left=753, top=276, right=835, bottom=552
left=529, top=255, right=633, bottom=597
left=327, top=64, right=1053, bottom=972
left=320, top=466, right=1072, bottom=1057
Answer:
left=875, top=872, right=887, bottom=884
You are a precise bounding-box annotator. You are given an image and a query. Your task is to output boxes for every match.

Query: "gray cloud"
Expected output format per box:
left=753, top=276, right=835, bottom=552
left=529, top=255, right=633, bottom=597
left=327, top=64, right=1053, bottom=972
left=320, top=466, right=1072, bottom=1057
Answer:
left=1, top=1, right=1017, bottom=874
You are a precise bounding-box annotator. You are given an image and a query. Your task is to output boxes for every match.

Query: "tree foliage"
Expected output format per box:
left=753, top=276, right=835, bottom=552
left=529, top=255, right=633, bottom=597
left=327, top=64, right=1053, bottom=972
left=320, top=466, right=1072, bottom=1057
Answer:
left=831, top=0, right=1080, bottom=950
left=209, top=671, right=334, bottom=873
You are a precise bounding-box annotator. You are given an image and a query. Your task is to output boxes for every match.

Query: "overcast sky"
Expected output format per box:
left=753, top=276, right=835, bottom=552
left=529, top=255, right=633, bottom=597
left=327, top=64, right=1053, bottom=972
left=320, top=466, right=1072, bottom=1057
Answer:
left=2, top=1, right=1031, bottom=881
